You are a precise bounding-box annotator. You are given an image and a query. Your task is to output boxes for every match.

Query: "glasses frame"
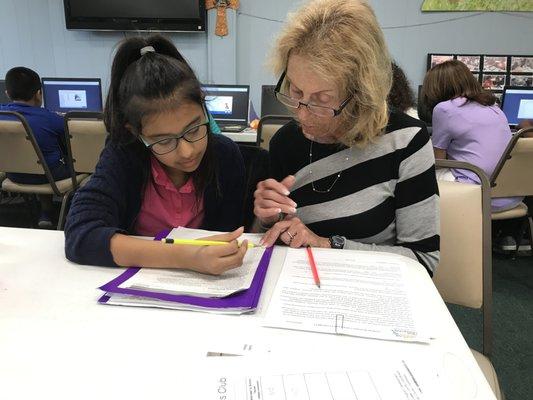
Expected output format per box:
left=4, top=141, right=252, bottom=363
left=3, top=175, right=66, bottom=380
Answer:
left=138, top=104, right=210, bottom=155
left=274, top=71, right=352, bottom=117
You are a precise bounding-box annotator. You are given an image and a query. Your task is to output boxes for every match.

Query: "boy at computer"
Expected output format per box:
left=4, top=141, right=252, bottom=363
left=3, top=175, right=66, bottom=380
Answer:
left=0, top=67, right=69, bottom=228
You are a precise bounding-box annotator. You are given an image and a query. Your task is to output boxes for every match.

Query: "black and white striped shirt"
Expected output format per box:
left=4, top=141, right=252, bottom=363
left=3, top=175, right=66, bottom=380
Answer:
left=269, top=111, right=440, bottom=275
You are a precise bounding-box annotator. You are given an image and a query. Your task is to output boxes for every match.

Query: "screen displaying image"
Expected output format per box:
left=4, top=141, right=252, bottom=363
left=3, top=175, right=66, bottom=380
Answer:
left=430, top=54, right=453, bottom=68
left=482, top=74, right=506, bottom=90
left=59, top=90, right=87, bottom=109
left=483, top=56, right=507, bottom=72
left=42, top=79, right=102, bottom=113
left=457, top=55, right=480, bottom=72
left=517, top=99, right=533, bottom=120
left=502, top=88, right=533, bottom=125
left=511, top=57, right=533, bottom=73
left=205, top=95, right=233, bottom=116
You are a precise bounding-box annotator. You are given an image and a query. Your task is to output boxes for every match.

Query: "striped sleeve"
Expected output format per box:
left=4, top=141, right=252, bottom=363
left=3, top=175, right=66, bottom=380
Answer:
left=394, top=128, right=440, bottom=275
left=344, top=128, right=440, bottom=275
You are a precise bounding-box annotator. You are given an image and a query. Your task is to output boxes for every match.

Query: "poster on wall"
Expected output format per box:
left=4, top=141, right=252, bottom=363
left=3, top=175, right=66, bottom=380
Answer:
left=421, top=1, right=533, bottom=12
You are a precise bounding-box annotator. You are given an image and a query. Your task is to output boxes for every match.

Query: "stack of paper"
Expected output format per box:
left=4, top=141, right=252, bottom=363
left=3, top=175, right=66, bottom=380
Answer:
left=98, top=228, right=272, bottom=314
left=263, top=248, right=430, bottom=343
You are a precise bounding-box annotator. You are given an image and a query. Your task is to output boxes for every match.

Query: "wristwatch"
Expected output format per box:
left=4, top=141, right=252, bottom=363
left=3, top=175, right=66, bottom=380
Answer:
left=329, top=235, right=346, bottom=249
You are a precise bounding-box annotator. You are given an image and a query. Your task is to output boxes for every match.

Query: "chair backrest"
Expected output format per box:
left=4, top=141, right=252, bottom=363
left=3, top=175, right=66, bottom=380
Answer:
left=257, top=115, right=293, bottom=150
left=434, top=159, right=493, bottom=357
left=491, top=127, right=533, bottom=198
left=238, top=144, right=270, bottom=231
left=0, top=111, right=62, bottom=194
left=64, top=111, right=107, bottom=188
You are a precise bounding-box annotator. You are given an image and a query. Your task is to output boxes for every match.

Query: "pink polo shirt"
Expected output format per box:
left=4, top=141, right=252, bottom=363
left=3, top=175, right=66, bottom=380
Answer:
left=135, top=156, right=204, bottom=236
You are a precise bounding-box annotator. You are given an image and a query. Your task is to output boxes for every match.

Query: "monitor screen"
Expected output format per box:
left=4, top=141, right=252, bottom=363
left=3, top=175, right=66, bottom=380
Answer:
left=64, top=0, right=206, bottom=32
left=261, top=85, right=292, bottom=117
left=42, top=78, right=103, bottom=113
left=202, top=85, right=249, bottom=125
left=0, top=80, right=10, bottom=104
left=502, top=87, right=533, bottom=126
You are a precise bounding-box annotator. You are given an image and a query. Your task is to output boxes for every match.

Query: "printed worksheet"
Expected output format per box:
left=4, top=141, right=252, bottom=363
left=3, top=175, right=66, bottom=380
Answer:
left=264, top=248, right=430, bottom=343
left=118, top=228, right=264, bottom=297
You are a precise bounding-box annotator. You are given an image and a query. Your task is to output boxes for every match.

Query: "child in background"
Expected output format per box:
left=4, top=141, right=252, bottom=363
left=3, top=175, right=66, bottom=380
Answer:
left=422, top=60, right=523, bottom=212
left=65, top=35, right=247, bottom=274
left=0, top=67, right=69, bottom=228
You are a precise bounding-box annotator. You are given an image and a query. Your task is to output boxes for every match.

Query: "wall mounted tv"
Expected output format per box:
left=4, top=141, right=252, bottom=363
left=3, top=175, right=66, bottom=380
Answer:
left=63, top=0, right=206, bottom=32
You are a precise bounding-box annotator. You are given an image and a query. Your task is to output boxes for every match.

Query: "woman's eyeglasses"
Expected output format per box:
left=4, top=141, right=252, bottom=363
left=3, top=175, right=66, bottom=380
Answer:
left=274, top=71, right=352, bottom=118
left=139, top=105, right=210, bottom=155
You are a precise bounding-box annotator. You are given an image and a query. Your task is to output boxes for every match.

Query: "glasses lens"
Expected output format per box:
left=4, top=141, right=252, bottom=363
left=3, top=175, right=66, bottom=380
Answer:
left=183, top=124, right=208, bottom=143
left=275, top=92, right=299, bottom=108
left=307, top=105, right=335, bottom=117
left=151, top=138, right=178, bottom=155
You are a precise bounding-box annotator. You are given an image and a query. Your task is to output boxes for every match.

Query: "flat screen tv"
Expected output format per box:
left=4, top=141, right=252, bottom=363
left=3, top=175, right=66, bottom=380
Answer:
left=64, top=0, right=206, bottom=32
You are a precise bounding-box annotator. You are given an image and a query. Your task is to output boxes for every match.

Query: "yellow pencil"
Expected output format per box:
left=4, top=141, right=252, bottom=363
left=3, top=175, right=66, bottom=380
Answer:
left=161, top=238, right=258, bottom=248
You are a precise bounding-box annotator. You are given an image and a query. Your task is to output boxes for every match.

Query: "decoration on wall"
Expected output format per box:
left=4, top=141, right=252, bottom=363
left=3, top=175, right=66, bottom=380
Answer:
left=206, top=0, right=240, bottom=37
left=422, top=0, right=533, bottom=12
left=427, top=53, right=533, bottom=98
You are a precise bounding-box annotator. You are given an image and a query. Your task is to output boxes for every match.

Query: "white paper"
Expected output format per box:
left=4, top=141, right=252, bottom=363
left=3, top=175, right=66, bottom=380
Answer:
left=263, top=248, right=429, bottom=343
left=101, top=292, right=253, bottom=315
left=118, top=228, right=265, bottom=298
left=201, top=357, right=441, bottom=400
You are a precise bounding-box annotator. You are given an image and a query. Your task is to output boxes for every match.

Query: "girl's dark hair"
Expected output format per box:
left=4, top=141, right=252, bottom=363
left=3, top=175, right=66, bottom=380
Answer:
left=422, top=60, right=496, bottom=112
left=388, top=62, right=415, bottom=113
left=104, top=34, right=216, bottom=200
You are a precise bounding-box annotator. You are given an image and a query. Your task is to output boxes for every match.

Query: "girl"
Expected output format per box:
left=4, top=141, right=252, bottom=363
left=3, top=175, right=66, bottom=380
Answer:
left=422, top=60, right=522, bottom=212
left=65, top=35, right=247, bottom=274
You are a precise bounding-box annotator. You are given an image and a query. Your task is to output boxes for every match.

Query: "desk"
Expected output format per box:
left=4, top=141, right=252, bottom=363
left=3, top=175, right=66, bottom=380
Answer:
left=220, top=129, right=257, bottom=143
left=0, top=227, right=495, bottom=399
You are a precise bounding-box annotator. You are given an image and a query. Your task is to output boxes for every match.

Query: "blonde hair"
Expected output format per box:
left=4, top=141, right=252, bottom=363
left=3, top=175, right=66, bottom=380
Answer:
left=271, top=0, right=391, bottom=147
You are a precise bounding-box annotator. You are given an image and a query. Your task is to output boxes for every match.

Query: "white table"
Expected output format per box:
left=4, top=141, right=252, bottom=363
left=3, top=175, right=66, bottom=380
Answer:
left=0, top=227, right=495, bottom=399
left=220, top=129, right=257, bottom=143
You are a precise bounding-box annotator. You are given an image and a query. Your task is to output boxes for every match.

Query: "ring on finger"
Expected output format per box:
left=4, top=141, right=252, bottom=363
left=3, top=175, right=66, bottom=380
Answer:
left=286, top=231, right=294, bottom=240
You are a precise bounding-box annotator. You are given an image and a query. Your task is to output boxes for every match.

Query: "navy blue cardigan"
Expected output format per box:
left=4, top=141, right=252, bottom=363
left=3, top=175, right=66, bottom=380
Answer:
left=64, top=134, right=245, bottom=267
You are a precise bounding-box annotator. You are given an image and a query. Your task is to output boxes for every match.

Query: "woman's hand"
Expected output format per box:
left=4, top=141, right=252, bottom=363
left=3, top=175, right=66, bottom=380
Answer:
left=254, top=175, right=297, bottom=226
left=260, top=217, right=330, bottom=248
left=191, top=227, right=249, bottom=275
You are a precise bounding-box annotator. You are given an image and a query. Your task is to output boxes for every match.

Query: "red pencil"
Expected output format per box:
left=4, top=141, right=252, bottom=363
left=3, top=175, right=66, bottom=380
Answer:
left=306, top=245, right=321, bottom=288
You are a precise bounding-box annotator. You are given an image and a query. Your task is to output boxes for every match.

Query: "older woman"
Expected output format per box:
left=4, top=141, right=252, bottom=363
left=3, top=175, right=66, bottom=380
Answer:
left=254, top=0, right=440, bottom=275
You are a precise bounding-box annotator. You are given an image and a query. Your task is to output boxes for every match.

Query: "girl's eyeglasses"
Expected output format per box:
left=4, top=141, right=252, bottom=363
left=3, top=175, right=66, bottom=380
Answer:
left=139, top=105, right=210, bottom=155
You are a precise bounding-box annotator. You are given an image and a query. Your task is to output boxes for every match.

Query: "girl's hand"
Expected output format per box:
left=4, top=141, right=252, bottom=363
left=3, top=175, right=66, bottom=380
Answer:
left=190, top=227, right=248, bottom=275
left=260, top=217, right=330, bottom=249
left=254, top=175, right=297, bottom=226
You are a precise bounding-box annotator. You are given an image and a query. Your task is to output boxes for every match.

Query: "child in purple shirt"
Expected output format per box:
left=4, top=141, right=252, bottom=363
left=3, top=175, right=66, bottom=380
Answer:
left=422, top=60, right=522, bottom=212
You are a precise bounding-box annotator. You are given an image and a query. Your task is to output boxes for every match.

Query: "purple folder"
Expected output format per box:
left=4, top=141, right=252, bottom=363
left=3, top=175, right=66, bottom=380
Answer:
left=98, top=230, right=273, bottom=310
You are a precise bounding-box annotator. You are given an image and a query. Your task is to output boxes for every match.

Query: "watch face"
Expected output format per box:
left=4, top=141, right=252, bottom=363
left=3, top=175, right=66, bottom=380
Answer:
left=330, top=235, right=344, bottom=249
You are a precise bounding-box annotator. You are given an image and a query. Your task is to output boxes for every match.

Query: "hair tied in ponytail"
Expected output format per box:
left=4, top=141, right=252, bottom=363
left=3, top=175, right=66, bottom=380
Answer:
left=140, top=46, right=156, bottom=56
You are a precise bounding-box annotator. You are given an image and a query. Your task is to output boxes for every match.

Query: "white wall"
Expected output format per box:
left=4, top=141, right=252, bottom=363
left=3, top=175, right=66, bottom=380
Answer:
left=238, top=0, right=533, bottom=110
left=1, top=0, right=532, bottom=114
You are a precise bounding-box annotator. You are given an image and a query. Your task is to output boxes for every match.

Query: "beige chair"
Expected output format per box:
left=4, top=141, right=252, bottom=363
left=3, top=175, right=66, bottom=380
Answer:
left=0, top=111, right=88, bottom=226
left=490, top=127, right=533, bottom=255
left=434, top=159, right=503, bottom=400
left=57, top=111, right=108, bottom=229
left=257, top=115, right=293, bottom=150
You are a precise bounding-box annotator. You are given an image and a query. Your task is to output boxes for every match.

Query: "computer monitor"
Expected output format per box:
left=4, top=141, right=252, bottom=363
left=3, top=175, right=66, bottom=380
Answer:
left=0, top=80, right=10, bottom=104
left=261, top=85, right=292, bottom=117
left=41, top=77, right=103, bottom=113
left=201, top=84, right=249, bottom=129
left=501, top=86, right=533, bottom=127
